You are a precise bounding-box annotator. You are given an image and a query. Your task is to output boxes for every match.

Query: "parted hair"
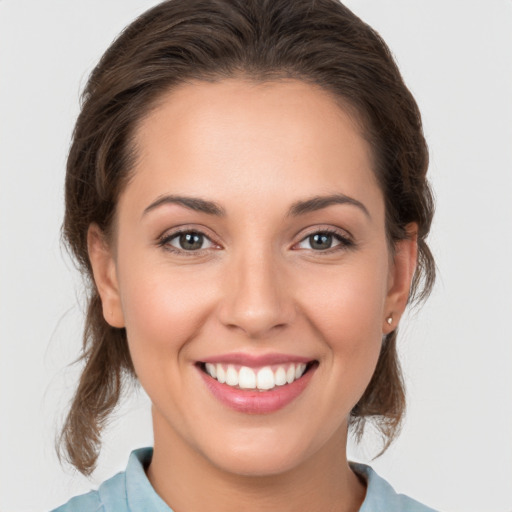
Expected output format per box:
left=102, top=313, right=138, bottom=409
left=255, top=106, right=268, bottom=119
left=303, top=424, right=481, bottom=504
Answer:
left=60, top=0, right=435, bottom=475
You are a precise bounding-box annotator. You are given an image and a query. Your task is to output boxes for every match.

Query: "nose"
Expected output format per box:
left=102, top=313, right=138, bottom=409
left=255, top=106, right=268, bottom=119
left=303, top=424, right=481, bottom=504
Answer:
left=217, top=249, right=296, bottom=339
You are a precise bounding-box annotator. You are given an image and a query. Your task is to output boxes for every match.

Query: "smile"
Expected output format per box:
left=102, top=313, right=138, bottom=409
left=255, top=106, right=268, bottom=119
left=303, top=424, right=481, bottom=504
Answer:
left=197, top=355, right=318, bottom=414
left=202, top=362, right=310, bottom=391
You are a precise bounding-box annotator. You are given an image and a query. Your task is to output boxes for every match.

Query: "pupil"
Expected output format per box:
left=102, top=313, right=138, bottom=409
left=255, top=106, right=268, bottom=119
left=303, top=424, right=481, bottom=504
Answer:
left=180, top=232, right=203, bottom=250
left=311, top=233, right=332, bottom=250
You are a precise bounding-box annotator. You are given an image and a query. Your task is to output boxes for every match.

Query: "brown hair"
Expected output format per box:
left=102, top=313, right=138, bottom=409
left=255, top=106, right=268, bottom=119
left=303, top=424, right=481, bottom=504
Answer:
left=60, top=0, right=435, bottom=475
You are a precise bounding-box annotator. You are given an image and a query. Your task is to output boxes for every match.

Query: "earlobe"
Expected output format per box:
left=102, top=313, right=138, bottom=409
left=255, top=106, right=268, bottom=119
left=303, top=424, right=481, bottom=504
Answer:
left=384, top=223, right=418, bottom=333
left=87, top=224, right=125, bottom=328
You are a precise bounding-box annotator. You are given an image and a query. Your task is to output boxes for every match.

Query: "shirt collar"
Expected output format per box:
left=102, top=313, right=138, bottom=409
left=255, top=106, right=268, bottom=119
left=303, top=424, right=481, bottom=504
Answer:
left=124, top=448, right=428, bottom=512
left=125, top=447, right=174, bottom=511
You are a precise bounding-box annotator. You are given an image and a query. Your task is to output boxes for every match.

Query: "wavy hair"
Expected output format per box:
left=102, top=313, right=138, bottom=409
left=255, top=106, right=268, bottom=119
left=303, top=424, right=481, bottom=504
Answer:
left=60, top=0, right=435, bottom=475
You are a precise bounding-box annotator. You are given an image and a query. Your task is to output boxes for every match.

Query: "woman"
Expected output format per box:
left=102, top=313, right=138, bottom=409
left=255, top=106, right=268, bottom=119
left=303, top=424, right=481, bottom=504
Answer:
left=53, top=0, right=436, bottom=510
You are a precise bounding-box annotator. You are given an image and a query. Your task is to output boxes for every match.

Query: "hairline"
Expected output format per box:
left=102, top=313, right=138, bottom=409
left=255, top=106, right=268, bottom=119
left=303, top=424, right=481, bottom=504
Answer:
left=104, top=73, right=382, bottom=249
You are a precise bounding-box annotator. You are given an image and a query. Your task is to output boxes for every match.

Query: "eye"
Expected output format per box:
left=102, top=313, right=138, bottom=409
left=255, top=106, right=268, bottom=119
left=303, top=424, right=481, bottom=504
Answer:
left=295, top=230, right=352, bottom=251
left=161, top=230, right=216, bottom=252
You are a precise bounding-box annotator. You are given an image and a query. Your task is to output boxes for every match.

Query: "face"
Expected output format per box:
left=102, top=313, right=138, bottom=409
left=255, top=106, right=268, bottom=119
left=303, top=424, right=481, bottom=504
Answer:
left=89, top=79, right=415, bottom=477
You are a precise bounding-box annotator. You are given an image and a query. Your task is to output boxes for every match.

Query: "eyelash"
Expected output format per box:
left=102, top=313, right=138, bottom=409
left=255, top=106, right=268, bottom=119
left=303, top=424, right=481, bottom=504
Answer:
left=157, top=229, right=219, bottom=257
left=157, top=227, right=354, bottom=256
left=295, top=228, right=354, bottom=253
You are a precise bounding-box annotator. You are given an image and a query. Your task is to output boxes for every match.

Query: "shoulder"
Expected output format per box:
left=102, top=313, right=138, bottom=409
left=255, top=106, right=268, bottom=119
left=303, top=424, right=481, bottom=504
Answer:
left=50, top=490, right=103, bottom=512
left=50, top=464, right=129, bottom=512
left=351, top=462, right=440, bottom=512
left=50, top=447, right=162, bottom=512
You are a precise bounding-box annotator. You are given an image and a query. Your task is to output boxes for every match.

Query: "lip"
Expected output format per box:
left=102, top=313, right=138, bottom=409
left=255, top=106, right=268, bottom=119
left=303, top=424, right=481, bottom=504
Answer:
left=200, top=352, right=313, bottom=367
left=197, top=359, right=317, bottom=414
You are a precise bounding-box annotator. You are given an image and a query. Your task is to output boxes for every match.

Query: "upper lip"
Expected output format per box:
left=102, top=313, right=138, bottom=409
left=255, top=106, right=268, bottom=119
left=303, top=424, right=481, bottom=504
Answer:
left=199, top=352, right=315, bottom=367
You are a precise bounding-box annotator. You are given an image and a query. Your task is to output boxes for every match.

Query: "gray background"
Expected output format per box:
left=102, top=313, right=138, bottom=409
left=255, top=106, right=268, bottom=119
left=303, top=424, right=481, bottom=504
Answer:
left=1, top=1, right=511, bottom=510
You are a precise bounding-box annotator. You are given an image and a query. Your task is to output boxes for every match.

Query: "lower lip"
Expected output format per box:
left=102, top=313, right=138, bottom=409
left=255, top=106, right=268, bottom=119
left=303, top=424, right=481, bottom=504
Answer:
left=198, top=365, right=316, bottom=414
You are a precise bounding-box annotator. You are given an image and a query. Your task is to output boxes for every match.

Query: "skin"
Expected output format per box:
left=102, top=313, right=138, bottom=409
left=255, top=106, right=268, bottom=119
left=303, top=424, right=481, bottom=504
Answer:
left=88, top=78, right=417, bottom=512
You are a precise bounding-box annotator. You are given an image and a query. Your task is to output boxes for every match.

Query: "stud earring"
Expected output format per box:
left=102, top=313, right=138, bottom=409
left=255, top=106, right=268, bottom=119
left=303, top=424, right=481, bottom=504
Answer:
left=386, top=315, right=393, bottom=325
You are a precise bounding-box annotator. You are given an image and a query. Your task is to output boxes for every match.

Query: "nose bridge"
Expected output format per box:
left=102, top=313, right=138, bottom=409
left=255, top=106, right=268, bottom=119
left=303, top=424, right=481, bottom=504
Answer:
left=218, top=242, right=294, bottom=338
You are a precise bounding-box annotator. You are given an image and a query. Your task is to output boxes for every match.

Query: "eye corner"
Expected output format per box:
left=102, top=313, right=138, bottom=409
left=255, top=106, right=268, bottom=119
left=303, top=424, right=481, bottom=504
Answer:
left=156, top=227, right=222, bottom=256
left=292, top=227, right=355, bottom=253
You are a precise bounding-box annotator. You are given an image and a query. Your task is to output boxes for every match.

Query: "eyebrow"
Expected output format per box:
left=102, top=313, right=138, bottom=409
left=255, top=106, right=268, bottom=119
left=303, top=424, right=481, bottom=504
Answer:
left=287, top=194, right=370, bottom=218
left=142, top=195, right=226, bottom=217
left=142, top=192, right=370, bottom=219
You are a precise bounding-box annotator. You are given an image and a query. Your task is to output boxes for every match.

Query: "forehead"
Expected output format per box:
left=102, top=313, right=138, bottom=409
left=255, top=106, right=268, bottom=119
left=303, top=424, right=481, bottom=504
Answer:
left=127, top=78, right=383, bottom=219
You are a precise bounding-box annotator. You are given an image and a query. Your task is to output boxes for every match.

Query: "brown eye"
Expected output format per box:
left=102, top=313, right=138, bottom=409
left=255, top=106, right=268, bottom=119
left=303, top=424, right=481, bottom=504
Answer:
left=166, top=231, right=214, bottom=251
left=295, top=230, right=353, bottom=252
left=179, top=232, right=203, bottom=250
left=309, top=233, right=335, bottom=250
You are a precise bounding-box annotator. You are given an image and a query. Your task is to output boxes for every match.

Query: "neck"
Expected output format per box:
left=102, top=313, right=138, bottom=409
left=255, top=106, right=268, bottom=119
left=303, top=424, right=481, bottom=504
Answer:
left=147, top=410, right=366, bottom=512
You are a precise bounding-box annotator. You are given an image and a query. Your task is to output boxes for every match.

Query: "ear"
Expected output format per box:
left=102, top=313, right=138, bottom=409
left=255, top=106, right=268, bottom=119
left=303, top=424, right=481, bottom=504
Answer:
left=87, top=224, right=125, bottom=328
left=383, top=223, right=418, bottom=334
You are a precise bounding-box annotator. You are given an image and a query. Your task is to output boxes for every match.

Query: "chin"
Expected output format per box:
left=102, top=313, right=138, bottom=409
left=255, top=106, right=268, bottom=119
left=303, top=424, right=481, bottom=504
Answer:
left=210, top=446, right=307, bottom=478
left=197, top=426, right=327, bottom=478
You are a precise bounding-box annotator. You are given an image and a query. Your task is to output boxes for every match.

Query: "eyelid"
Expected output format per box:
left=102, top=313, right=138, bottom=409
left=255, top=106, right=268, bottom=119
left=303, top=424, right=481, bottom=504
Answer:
left=292, top=226, right=354, bottom=252
left=156, top=224, right=354, bottom=255
left=157, top=225, right=223, bottom=255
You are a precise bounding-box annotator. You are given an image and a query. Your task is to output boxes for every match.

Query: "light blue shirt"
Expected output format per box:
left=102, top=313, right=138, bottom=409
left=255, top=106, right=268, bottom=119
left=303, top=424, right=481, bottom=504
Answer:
left=51, top=447, right=439, bottom=511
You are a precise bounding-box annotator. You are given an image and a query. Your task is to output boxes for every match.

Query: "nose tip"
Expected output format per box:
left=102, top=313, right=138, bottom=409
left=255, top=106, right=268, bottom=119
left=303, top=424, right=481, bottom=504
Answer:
left=223, top=303, right=288, bottom=338
left=217, top=256, right=295, bottom=338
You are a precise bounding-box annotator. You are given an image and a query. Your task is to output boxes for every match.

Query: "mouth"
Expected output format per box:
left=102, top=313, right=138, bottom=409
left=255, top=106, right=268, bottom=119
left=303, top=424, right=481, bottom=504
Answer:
left=197, top=360, right=318, bottom=392
left=196, top=355, right=318, bottom=413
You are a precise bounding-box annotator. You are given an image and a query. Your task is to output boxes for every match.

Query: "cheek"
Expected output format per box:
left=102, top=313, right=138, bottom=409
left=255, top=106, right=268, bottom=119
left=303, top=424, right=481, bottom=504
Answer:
left=296, top=257, right=388, bottom=395
left=299, top=259, right=388, bottom=340
left=117, top=263, right=216, bottom=374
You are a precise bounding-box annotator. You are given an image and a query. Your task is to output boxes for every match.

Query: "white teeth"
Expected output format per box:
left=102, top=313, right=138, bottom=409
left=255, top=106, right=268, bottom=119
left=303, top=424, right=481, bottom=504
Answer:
left=216, top=364, right=226, bottom=384
left=295, top=363, right=306, bottom=379
left=275, top=366, right=287, bottom=386
left=226, top=365, right=238, bottom=386
left=238, top=366, right=256, bottom=389
left=256, top=367, right=275, bottom=390
left=204, top=362, right=311, bottom=390
left=205, top=363, right=216, bottom=378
